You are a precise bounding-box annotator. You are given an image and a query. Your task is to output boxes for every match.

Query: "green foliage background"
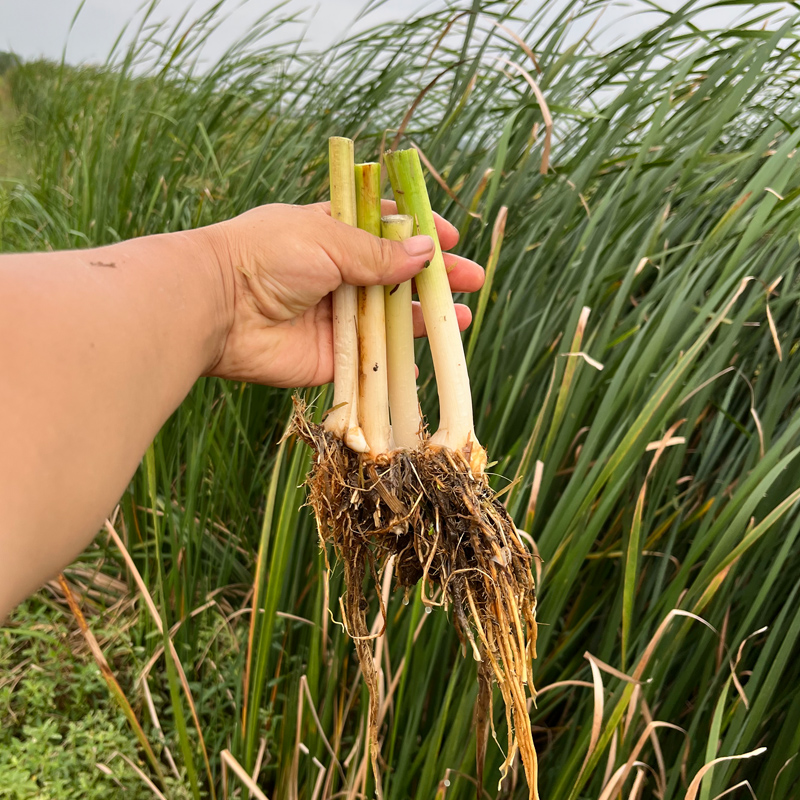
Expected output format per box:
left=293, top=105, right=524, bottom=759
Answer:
left=2, top=1, right=800, bottom=798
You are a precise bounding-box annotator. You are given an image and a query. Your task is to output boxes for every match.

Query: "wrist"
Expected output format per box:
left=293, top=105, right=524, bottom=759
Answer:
left=188, top=223, right=236, bottom=375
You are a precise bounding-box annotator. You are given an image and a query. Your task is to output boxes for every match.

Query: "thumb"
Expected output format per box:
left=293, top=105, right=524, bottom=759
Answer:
left=321, top=216, right=435, bottom=286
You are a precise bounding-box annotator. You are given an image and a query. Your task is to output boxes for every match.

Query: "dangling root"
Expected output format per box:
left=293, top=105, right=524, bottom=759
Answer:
left=414, top=445, right=539, bottom=799
left=292, top=399, right=423, bottom=800
left=291, top=399, right=539, bottom=799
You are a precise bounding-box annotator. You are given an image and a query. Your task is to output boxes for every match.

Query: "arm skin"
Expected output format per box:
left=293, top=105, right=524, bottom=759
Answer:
left=0, top=201, right=484, bottom=619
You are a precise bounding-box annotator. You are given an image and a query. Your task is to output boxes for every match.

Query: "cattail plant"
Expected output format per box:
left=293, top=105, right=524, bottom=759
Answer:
left=292, top=139, right=423, bottom=800
left=294, top=138, right=538, bottom=800
left=386, top=146, right=538, bottom=799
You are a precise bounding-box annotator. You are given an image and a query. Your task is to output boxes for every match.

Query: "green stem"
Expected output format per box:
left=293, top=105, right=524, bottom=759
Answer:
left=381, top=214, right=422, bottom=449
left=385, top=148, right=484, bottom=469
left=355, top=162, right=392, bottom=456
left=324, top=137, right=367, bottom=452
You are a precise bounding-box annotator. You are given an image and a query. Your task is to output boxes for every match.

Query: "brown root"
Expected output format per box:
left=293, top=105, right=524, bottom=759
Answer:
left=414, top=445, right=539, bottom=800
left=292, top=399, right=422, bottom=800
left=291, top=398, right=538, bottom=800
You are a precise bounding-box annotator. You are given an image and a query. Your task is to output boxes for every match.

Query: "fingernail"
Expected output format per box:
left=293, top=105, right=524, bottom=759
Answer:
left=403, top=235, right=434, bottom=257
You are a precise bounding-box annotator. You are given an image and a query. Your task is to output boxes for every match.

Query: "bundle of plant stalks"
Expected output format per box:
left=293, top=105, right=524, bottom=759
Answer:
left=292, top=138, right=538, bottom=799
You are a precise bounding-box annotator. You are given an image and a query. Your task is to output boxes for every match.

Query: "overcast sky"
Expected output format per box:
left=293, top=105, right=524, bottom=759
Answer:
left=4, top=0, right=423, bottom=63
left=0, top=0, right=791, bottom=65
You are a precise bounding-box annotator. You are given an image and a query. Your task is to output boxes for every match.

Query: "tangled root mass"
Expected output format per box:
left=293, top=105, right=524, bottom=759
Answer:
left=292, top=400, right=539, bottom=799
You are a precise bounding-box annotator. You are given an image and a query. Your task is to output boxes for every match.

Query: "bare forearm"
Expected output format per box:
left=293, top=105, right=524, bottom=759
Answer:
left=0, top=229, right=230, bottom=616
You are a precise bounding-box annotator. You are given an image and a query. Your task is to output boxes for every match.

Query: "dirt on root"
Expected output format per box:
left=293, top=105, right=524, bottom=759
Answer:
left=291, top=398, right=539, bottom=800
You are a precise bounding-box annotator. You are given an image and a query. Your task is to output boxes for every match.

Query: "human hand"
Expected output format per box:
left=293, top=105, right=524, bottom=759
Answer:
left=204, top=202, right=484, bottom=388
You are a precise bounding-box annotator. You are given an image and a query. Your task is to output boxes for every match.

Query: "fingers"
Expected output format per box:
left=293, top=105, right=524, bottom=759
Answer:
left=318, top=213, right=435, bottom=286
left=441, top=254, right=484, bottom=293
left=314, top=199, right=460, bottom=251
left=404, top=254, right=484, bottom=294
left=412, top=302, right=472, bottom=338
left=315, top=215, right=482, bottom=292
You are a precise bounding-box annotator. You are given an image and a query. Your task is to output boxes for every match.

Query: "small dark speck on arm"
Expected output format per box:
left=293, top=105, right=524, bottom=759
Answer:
left=90, top=261, right=116, bottom=268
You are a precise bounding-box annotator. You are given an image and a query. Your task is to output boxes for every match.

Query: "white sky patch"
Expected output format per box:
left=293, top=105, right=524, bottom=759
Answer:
left=0, top=0, right=791, bottom=66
